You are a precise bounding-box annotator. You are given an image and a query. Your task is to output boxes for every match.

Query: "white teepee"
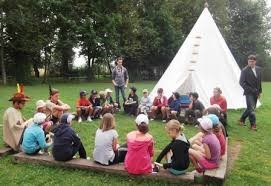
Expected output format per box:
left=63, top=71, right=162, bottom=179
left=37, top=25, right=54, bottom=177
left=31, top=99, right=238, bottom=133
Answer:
left=150, top=8, right=248, bottom=109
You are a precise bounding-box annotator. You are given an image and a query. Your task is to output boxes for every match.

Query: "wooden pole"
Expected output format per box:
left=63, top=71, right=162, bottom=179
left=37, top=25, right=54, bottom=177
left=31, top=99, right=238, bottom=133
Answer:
left=205, top=0, right=209, bottom=8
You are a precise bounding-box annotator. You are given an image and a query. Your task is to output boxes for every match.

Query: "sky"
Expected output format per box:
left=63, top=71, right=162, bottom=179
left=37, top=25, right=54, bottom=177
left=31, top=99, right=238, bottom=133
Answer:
left=73, top=0, right=271, bottom=68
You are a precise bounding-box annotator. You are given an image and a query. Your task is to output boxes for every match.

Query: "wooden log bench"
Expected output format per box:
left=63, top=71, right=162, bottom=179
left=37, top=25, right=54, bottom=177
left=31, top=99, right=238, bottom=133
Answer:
left=0, top=147, right=14, bottom=157
left=12, top=153, right=196, bottom=184
left=12, top=138, right=228, bottom=185
left=204, top=138, right=228, bottom=185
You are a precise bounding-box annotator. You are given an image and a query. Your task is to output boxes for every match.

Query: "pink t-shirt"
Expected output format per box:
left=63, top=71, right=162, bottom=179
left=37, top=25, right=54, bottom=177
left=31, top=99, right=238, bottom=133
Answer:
left=124, top=131, right=154, bottom=175
left=202, top=133, right=221, bottom=163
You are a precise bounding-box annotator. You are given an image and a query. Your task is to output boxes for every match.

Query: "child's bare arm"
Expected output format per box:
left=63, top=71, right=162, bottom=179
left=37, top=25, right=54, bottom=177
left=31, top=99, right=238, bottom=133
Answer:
left=112, top=138, right=118, bottom=151
left=203, top=143, right=211, bottom=159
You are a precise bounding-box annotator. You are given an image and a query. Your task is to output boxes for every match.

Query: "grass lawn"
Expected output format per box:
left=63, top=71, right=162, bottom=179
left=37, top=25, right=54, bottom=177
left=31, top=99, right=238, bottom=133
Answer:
left=0, top=81, right=271, bottom=186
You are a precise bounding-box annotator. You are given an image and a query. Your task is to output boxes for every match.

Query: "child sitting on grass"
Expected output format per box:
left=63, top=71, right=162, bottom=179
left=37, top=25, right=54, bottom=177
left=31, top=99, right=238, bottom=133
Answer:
left=138, top=89, right=152, bottom=115
left=76, top=90, right=93, bottom=123
left=124, top=86, right=139, bottom=116
left=189, top=117, right=221, bottom=173
left=154, top=120, right=190, bottom=175
left=166, top=92, right=182, bottom=121
left=99, top=91, right=112, bottom=116
left=93, top=113, right=121, bottom=165
left=52, top=113, right=87, bottom=161
left=22, top=113, right=52, bottom=155
left=89, top=90, right=102, bottom=119
left=105, top=88, right=119, bottom=113
left=125, top=114, right=154, bottom=175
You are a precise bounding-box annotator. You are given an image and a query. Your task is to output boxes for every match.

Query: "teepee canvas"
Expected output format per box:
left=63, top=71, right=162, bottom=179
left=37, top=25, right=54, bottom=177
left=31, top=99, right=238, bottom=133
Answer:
left=150, top=8, right=248, bottom=109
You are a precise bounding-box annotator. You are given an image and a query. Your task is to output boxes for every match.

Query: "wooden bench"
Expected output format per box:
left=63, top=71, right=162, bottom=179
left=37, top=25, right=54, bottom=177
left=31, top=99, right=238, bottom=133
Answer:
left=0, top=147, right=14, bottom=157
left=204, top=138, right=228, bottom=185
left=12, top=153, right=196, bottom=184
left=12, top=139, right=228, bottom=185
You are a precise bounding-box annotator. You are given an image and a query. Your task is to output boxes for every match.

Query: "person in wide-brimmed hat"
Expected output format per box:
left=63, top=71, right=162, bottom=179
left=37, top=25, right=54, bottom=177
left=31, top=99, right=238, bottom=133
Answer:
left=46, top=85, right=71, bottom=124
left=3, top=84, right=31, bottom=151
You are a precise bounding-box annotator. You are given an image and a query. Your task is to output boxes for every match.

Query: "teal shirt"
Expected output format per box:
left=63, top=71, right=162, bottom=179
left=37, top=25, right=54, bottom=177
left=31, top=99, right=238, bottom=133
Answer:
left=22, top=123, right=49, bottom=154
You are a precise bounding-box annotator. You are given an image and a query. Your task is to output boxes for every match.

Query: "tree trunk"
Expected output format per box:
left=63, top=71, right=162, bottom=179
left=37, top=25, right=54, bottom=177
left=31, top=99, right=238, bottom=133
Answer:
left=107, top=60, right=112, bottom=74
left=86, top=47, right=95, bottom=81
left=42, top=47, right=51, bottom=83
left=0, top=9, right=6, bottom=85
left=61, top=48, right=69, bottom=77
left=15, top=51, right=31, bottom=84
left=87, top=53, right=92, bottom=81
left=33, top=60, right=40, bottom=78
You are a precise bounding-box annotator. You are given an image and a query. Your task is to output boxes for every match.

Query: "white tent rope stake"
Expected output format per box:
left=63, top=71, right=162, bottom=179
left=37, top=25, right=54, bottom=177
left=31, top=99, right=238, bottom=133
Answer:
left=150, top=7, right=251, bottom=109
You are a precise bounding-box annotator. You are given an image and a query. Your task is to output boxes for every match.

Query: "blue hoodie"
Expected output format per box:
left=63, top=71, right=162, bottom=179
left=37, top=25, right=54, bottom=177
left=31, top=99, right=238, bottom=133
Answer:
left=169, top=98, right=182, bottom=112
left=22, top=123, right=49, bottom=154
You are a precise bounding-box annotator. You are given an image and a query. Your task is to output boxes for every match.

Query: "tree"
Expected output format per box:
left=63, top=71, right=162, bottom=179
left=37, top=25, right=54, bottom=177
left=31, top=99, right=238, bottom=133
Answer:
left=52, top=0, right=79, bottom=77
left=0, top=4, right=6, bottom=85
left=228, top=0, right=271, bottom=67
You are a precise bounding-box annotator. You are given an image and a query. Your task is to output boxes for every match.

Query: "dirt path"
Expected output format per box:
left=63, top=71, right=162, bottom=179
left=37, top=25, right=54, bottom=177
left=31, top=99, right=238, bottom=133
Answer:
left=227, top=140, right=242, bottom=172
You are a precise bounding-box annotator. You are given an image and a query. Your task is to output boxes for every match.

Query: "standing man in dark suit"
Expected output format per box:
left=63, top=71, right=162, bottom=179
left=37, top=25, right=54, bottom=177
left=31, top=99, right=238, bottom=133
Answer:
left=239, top=55, right=262, bottom=131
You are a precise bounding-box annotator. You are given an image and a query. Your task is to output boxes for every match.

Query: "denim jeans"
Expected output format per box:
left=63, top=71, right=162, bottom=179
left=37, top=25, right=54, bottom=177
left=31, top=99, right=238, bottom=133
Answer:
left=115, top=86, right=126, bottom=105
left=240, top=95, right=258, bottom=125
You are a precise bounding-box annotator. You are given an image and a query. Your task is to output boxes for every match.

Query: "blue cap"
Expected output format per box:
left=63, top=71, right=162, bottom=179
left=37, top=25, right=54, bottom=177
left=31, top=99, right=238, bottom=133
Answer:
left=207, top=114, right=219, bottom=127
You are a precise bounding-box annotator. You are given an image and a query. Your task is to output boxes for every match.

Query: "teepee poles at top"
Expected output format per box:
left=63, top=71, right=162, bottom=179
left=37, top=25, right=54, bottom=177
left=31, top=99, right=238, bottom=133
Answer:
left=204, top=0, right=209, bottom=8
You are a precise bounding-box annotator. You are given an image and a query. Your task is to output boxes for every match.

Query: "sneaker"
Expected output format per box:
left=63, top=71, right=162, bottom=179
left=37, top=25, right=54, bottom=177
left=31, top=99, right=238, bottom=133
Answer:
left=239, top=120, right=246, bottom=126
left=86, top=157, right=90, bottom=160
left=78, top=117, right=82, bottom=123
left=87, top=116, right=93, bottom=122
left=38, top=150, right=44, bottom=155
left=162, top=120, right=166, bottom=123
left=152, top=166, right=159, bottom=173
left=99, top=115, right=103, bottom=119
left=250, top=124, right=257, bottom=131
left=150, top=118, right=154, bottom=121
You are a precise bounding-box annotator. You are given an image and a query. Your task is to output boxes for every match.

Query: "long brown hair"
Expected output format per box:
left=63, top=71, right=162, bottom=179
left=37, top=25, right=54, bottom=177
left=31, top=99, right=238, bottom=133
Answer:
left=99, top=113, right=116, bottom=132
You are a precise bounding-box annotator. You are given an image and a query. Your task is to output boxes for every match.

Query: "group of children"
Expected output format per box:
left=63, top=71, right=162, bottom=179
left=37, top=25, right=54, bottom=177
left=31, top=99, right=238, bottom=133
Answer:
left=21, top=108, right=225, bottom=176
left=13, top=84, right=227, bottom=176
left=75, top=86, right=208, bottom=126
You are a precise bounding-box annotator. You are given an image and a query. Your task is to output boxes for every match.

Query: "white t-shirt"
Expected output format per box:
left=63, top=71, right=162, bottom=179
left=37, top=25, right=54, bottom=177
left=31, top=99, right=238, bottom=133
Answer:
left=251, top=67, right=257, bottom=77
left=93, top=129, right=118, bottom=165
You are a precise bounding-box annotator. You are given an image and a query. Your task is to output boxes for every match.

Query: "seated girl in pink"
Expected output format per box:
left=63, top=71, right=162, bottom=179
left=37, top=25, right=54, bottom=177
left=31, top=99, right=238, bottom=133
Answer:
left=189, top=117, right=221, bottom=173
left=124, top=114, right=154, bottom=175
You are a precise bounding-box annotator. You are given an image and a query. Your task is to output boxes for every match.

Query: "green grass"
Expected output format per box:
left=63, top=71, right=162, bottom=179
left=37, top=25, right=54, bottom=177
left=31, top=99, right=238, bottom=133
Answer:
left=0, top=81, right=271, bottom=186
